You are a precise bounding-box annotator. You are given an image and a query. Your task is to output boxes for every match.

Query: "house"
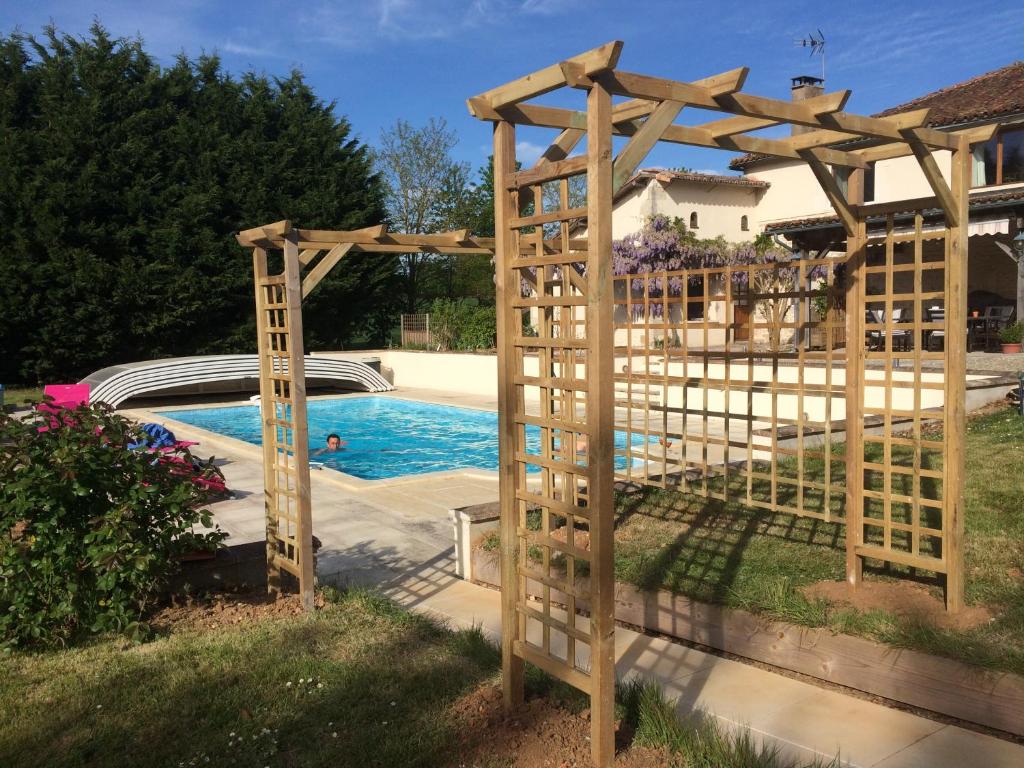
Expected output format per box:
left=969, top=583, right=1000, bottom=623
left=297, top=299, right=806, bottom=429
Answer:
left=610, top=168, right=767, bottom=242
left=731, top=63, right=1024, bottom=321
left=609, top=62, right=1024, bottom=346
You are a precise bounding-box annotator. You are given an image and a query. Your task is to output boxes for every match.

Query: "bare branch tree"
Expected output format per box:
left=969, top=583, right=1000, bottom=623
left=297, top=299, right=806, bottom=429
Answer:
left=375, top=117, right=469, bottom=312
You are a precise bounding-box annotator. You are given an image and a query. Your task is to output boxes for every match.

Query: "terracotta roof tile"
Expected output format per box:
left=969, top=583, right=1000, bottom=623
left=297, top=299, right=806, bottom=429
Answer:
left=729, top=61, right=1024, bottom=171
left=616, top=167, right=768, bottom=200
left=762, top=187, right=1024, bottom=233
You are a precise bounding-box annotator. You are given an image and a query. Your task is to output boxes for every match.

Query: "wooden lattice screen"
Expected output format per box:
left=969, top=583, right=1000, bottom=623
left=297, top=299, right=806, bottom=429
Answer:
left=252, top=235, right=315, bottom=610
left=466, top=40, right=986, bottom=767
left=493, top=81, right=617, bottom=763
left=613, top=254, right=848, bottom=525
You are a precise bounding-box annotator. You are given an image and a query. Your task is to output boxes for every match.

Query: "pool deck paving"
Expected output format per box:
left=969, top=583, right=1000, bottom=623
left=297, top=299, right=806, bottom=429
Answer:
left=127, top=392, right=1024, bottom=768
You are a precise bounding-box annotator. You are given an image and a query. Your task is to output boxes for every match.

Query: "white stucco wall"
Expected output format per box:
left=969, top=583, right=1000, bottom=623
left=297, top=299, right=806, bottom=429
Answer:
left=611, top=177, right=762, bottom=241
left=745, top=150, right=956, bottom=227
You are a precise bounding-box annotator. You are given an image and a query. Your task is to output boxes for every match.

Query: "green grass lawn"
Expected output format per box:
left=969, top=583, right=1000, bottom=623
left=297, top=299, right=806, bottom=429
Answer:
left=0, top=589, right=827, bottom=768
left=485, top=405, right=1024, bottom=675
left=2, top=386, right=43, bottom=409
left=611, top=405, right=1024, bottom=675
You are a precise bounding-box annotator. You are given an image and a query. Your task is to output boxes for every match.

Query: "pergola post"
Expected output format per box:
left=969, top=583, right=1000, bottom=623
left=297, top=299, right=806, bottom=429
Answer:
left=493, top=118, right=525, bottom=709
left=585, top=77, right=616, bottom=767
left=944, top=136, right=971, bottom=612
left=843, top=169, right=866, bottom=591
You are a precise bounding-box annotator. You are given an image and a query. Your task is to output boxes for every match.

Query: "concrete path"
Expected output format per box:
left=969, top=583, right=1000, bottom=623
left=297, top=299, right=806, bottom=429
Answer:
left=130, top=397, right=1024, bottom=768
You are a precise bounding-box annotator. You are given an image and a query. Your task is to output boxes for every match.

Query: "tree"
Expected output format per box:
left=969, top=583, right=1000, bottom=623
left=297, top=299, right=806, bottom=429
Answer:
left=0, top=23, right=389, bottom=384
left=375, top=117, right=471, bottom=312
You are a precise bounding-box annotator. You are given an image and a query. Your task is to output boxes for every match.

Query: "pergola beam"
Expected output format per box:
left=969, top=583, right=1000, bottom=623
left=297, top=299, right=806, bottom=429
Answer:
left=301, top=242, right=354, bottom=298
left=613, top=99, right=686, bottom=193
left=798, top=148, right=858, bottom=236
left=467, top=40, right=622, bottom=115
left=480, top=101, right=868, bottom=168
left=900, top=128, right=960, bottom=225
left=854, top=123, right=998, bottom=163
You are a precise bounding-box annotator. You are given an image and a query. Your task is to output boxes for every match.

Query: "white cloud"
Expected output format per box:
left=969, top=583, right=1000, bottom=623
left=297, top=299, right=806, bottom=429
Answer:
left=516, top=140, right=546, bottom=165
left=220, top=40, right=286, bottom=59
left=520, top=0, right=575, bottom=15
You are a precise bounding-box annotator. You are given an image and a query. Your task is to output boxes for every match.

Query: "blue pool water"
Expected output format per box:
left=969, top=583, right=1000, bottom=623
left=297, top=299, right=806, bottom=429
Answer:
left=158, top=396, right=648, bottom=481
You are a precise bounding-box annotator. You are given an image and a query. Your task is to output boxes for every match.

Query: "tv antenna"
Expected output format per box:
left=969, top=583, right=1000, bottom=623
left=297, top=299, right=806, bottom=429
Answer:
left=795, top=29, right=826, bottom=81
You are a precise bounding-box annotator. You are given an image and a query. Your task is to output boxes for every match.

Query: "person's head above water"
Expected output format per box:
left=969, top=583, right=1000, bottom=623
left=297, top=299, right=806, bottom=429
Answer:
left=326, top=433, right=345, bottom=451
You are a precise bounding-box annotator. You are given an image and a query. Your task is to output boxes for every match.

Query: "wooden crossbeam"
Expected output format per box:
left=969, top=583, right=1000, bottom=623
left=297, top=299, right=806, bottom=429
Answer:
left=508, top=155, right=588, bottom=189
left=298, top=248, right=321, bottom=267
left=899, top=128, right=959, bottom=225
left=482, top=102, right=868, bottom=168
left=798, top=149, right=858, bottom=236
left=301, top=242, right=354, bottom=298
left=613, top=99, right=685, bottom=193
left=595, top=68, right=749, bottom=108
left=238, top=219, right=290, bottom=246
left=702, top=107, right=932, bottom=148
left=535, top=128, right=585, bottom=167
left=716, top=89, right=850, bottom=124
left=854, top=123, right=998, bottom=163
left=467, top=40, right=622, bottom=115
left=612, top=99, right=659, bottom=122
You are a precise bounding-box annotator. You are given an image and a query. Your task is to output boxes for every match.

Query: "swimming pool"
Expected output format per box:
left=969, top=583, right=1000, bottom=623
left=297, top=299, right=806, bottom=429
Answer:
left=158, top=396, right=649, bottom=481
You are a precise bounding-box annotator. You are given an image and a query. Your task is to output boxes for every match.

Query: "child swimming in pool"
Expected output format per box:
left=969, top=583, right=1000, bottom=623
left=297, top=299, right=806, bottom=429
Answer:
left=313, top=433, right=348, bottom=455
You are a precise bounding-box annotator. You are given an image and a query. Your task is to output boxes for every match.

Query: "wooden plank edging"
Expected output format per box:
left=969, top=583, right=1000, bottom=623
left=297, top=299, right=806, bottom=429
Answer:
left=470, top=548, right=1024, bottom=737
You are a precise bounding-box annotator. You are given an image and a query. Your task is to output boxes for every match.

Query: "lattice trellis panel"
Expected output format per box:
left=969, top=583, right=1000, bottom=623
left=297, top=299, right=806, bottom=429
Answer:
left=610, top=202, right=966, bottom=604
left=506, top=173, right=596, bottom=690
left=612, top=255, right=848, bottom=524
left=493, top=82, right=617, bottom=761
left=849, top=211, right=955, bottom=579
left=252, top=242, right=315, bottom=609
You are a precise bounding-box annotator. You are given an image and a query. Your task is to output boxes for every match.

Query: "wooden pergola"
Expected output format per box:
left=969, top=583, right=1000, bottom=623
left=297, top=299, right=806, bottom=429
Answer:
left=466, top=41, right=993, bottom=767
left=236, top=40, right=995, bottom=767
left=234, top=221, right=589, bottom=606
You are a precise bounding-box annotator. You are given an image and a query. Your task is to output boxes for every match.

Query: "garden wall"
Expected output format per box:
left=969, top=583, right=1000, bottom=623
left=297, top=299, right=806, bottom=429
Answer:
left=470, top=547, right=1024, bottom=738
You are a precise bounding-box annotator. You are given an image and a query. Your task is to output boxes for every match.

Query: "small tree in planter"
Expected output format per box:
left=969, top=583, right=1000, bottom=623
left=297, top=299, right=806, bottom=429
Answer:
left=0, top=403, right=227, bottom=648
left=999, top=321, right=1023, bottom=354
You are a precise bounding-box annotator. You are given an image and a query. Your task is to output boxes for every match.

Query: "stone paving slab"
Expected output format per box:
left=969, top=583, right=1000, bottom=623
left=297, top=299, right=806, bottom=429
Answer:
left=125, top=399, right=1024, bottom=768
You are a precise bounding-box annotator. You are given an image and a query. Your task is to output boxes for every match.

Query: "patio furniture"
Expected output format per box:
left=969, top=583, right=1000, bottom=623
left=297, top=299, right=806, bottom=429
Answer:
left=42, top=383, right=90, bottom=408
left=866, top=308, right=911, bottom=351
left=926, top=306, right=945, bottom=350
left=977, top=305, right=1016, bottom=351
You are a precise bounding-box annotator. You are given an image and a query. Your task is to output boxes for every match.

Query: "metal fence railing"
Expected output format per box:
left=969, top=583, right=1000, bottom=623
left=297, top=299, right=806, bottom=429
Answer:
left=400, top=313, right=432, bottom=347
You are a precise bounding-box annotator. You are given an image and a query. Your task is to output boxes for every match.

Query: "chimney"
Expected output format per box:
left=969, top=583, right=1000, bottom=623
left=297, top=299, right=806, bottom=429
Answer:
left=791, top=75, right=824, bottom=136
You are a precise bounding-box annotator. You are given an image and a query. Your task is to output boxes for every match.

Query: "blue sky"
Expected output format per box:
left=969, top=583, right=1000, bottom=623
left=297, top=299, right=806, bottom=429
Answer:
left=3, top=0, right=1022, bottom=174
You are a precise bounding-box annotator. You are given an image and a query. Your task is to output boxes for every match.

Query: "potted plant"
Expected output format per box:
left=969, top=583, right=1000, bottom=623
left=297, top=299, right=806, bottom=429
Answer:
left=999, top=321, right=1023, bottom=354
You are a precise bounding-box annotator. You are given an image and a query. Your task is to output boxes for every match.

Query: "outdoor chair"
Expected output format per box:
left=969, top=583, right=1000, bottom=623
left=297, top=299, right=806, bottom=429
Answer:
left=978, top=305, right=1016, bottom=351
left=866, top=308, right=911, bottom=351
left=925, top=306, right=945, bottom=350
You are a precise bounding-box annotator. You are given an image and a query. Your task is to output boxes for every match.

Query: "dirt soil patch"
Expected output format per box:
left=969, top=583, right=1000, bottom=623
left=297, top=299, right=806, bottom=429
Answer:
left=150, top=589, right=323, bottom=633
left=447, top=684, right=671, bottom=768
left=803, top=580, right=993, bottom=631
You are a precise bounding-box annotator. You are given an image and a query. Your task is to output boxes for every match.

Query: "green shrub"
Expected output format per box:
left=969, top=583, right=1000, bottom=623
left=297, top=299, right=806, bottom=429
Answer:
left=0, top=403, right=226, bottom=648
left=428, top=299, right=496, bottom=350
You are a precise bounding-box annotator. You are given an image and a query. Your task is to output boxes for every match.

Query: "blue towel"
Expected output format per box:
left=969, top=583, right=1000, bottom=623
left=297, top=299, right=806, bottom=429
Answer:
left=129, top=423, right=177, bottom=450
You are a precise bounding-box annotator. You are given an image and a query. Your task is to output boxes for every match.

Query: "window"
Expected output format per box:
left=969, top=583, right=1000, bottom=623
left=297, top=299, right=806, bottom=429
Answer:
left=974, top=127, right=1024, bottom=187
left=740, top=215, right=749, bottom=231
left=689, top=211, right=698, bottom=229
